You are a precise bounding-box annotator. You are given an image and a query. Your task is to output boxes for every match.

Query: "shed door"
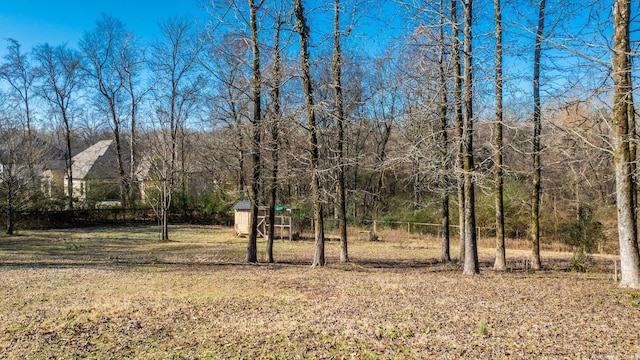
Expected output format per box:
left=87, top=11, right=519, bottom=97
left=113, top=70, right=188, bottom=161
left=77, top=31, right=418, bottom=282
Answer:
left=235, top=210, right=250, bottom=235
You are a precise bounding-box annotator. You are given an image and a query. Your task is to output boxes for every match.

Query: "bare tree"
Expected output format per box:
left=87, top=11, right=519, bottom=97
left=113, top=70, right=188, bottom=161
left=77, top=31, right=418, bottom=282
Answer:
left=80, top=14, right=131, bottom=207
left=0, top=39, right=37, bottom=137
left=493, top=0, right=506, bottom=271
left=247, top=0, right=264, bottom=263
left=461, top=0, right=479, bottom=275
left=121, top=30, right=148, bottom=205
left=294, top=0, right=325, bottom=266
left=333, top=0, right=349, bottom=263
left=0, top=107, right=34, bottom=234
left=364, top=56, right=398, bottom=215
left=149, top=18, right=204, bottom=241
left=267, top=13, right=284, bottom=264
left=202, top=33, right=251, bottom=192
left=450, top=0, right=465, bottom=262
left=612, top=0, right=640, bottom=288
left=33, top=43, right=83, bottom=211
left=531, top=0, right=546, bottom=270
left=0, top=38, right=41, bottom=206
left=437, top=0, right=451, bottom=263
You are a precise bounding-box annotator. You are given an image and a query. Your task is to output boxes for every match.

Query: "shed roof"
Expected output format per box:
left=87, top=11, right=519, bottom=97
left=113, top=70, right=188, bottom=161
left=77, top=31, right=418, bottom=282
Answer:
left=234, top=200, right=251, bottom=211
left=234, top=200, right=269, bottom=211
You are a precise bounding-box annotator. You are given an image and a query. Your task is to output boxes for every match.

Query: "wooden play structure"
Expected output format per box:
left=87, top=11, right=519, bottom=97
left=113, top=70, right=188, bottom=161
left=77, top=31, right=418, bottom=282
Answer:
left=234, top=201, right=296, bottom=240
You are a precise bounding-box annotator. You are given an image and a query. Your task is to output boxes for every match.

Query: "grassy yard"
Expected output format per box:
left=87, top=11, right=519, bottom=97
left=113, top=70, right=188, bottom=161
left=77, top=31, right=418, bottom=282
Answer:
left=0, top=225, right=638, bottom=359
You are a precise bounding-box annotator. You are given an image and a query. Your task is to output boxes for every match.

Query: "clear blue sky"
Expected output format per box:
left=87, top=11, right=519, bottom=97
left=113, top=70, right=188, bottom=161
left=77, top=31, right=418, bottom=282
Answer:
left=0, top=0, right=202, bottom=53
left=0, top=0, right=407, bottom=57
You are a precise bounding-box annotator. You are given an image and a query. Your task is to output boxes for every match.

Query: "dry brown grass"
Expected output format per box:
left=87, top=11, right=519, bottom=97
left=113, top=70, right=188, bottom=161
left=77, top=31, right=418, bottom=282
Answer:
left=0, top=225, right=638, bottom=359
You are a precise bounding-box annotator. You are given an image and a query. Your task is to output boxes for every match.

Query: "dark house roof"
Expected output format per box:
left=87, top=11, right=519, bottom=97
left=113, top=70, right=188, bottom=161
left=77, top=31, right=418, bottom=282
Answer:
left=0, top=134, right=66, bottom=171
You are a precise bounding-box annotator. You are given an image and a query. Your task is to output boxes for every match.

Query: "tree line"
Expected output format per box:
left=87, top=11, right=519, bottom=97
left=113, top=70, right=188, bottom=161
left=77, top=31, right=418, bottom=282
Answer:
left=0, top=0, right=638, bottom=287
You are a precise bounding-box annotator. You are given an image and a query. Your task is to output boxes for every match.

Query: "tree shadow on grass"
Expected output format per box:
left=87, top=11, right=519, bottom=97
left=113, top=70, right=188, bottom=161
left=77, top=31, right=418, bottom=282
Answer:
left=0, top=227, right=612, bottom=276
left=351, top=258, right=445, bottom=270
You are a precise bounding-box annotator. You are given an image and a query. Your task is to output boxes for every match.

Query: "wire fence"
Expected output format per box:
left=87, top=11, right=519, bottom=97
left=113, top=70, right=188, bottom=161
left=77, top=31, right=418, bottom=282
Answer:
left=323, top=218, right=499, bottom=239
left=321, top=218, right=616, bottom=254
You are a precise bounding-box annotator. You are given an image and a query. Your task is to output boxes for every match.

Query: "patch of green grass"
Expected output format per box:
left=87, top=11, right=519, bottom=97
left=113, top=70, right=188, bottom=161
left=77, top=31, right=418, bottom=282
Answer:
left=65, top=243, right=82, bottom=250
left=478, top=320, right=489, bottom=337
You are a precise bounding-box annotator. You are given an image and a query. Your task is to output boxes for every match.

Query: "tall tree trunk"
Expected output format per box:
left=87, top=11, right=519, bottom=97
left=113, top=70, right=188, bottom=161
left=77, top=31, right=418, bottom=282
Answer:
left=294, top=0, right=325, bottom=267
left=267, top=16, right=283, bottom=264
left=127, top=76, right=138, bottom=205
left=111, top=111, right=129, bottom=208
left=230, top=101, right=247, bottom=191
left=162, top=194, right=169, bottom=240
left=181, top=131, right=189, bottom=217
left=123, top=57, right=147, bottom=206
left=247, top=0, right=262, bottom=263
left=161, top=163, right=171, bottom=241
left=462, top=0, right=479, bottom=275
left=531, top=0, right=545, bottom=270
left=451, top=0, right=465, bottom=262
left=166, top=96, right=178, bottom=242
left=374, top=126, right=391, bottom=211
left=333, top=0, right=349, bottom=263
left=6, top=180, right=14, bottom=235
left=63, top=109, right=74, bottom=211
left=439, top=0, right=450, bottom=263
left=627, top=52, right=637, bottom=226
left=493, top=0, right=506, bottom=271
left=613, top=0, right=640, bottom=288
left=33, top=44, right=80, bottom=211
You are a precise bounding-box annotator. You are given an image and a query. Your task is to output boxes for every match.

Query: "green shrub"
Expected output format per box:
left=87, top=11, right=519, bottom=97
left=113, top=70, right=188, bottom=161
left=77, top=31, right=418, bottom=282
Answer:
left=559, top=207, right=605, bottom=254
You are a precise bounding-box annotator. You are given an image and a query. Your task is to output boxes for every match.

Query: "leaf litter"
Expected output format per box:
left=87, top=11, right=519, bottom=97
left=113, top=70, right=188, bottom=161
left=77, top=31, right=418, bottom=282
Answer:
left=0, top=225, right=637, bottom=359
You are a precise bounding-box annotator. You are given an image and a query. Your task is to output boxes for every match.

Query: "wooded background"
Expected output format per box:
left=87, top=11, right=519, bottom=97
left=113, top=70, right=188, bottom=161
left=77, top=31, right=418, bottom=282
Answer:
left=0, top=0, right=638, bottom=281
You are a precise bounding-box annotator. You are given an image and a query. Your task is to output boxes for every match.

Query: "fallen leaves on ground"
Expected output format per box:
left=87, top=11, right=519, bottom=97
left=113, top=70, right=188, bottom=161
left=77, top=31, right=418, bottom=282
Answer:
left=0, top=226, right=637, bottom=359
